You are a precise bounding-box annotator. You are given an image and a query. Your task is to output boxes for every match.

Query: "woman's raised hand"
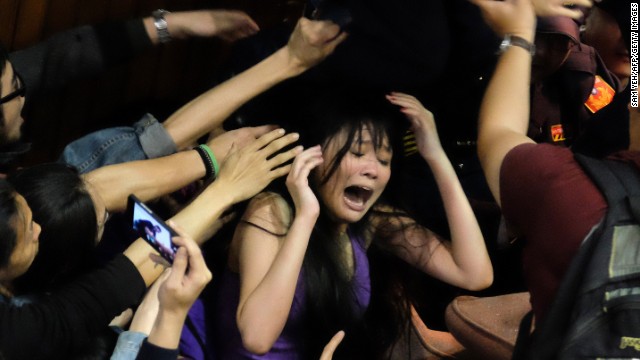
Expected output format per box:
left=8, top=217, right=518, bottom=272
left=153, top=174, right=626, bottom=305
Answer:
left=387, top=92, right=444, bottom=160
left=286, top=145, right=323, bottom=218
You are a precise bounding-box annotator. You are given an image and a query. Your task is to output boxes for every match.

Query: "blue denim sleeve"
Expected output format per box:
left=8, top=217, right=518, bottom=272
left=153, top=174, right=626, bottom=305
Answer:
left=59, top=113, right=177, bottom=174
left=110, top=330, right=148, bottom=360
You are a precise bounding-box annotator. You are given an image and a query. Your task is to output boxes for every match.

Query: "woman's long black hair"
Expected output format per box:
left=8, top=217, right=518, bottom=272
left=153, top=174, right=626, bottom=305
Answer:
left=295, top=88, right=406, bottom=359
left=225, top=83, right=419, bottom=359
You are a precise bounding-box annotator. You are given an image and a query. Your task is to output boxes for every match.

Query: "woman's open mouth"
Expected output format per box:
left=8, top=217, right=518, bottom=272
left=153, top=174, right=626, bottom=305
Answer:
left=343, top=185, right=373, bottom=211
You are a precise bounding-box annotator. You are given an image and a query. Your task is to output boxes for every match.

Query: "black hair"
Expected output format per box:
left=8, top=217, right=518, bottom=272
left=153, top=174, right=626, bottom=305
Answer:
left=239, top=85, right=414, bottom=358
left=0, top=42, right=10, bottom=139
left=0, top=179, right=18, bottom=270
left=8, top=163, right=98, bottom=293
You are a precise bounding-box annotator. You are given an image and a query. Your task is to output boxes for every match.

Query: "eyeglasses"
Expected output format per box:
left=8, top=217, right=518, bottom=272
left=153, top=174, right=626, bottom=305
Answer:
left=0, top=71, right=26, bottom=105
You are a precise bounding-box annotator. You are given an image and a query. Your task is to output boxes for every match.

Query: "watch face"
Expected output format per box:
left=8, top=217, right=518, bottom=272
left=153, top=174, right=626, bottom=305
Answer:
left=500, top=38, right=510, bottom=51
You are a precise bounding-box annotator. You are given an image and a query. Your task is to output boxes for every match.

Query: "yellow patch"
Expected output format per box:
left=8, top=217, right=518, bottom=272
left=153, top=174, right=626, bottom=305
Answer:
left=551, top=124, right=566, bottom=142
left=620, top=336, right=640, bottom=351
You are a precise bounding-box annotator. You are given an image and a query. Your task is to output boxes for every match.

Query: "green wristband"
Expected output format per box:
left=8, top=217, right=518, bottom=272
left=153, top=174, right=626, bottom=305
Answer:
left=200, top=144, right=219, bottom=179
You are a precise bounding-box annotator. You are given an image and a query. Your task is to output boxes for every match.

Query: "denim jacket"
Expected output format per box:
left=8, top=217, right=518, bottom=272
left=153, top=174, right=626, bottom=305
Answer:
left=60, top=113, right=177, bottom=173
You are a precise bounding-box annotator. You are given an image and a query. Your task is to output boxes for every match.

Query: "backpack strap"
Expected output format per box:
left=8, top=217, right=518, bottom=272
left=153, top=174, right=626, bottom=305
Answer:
left=511, top=311, right=534, bottom=360
left=576, top=154, right=640, bottom=223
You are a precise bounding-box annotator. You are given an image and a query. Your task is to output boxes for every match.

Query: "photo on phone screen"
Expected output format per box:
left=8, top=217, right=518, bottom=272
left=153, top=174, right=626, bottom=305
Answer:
left=128, top=194, right=178, bottom=264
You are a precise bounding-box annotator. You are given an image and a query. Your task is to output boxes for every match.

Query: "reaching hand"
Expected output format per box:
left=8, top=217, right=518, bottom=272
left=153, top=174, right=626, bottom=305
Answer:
left=531, top=0, right=591, bottom=19
left=156, top=221, right=212, bottom=317
left=387, top=92, right=444, bottom=160
left=286, top=17, right=348, bottom=71
left=168, top=10, right=259, bottom=41
left=207, top=125, right=278, bottom=167
left=286, top=146, right=323, bottom=218
left=469, top=0, right=536, bottom=40
left=215, top=128, right=303, bottom=203
left=319, top=331, right=345, bottom=360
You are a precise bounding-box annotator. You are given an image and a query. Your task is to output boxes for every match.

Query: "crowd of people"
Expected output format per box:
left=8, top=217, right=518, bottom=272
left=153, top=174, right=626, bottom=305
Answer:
left=0, top=0, right=635, bottom=359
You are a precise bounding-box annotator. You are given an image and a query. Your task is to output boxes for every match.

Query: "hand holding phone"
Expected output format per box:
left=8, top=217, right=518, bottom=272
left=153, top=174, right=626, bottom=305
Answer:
left=128, top=194, right=178, bottom=264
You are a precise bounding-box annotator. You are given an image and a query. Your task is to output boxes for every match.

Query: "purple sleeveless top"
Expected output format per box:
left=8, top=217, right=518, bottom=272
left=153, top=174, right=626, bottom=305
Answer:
left=213, top=230, right=371, bottom=359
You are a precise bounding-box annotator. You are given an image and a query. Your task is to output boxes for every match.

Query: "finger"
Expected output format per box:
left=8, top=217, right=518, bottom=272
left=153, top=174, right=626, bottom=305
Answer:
left=169, top=246, right=188, bottom=281
left=317, top=21, right=342, bottom=43
left=325, top=31, right=348, bottom=53
left=389, top=92, right=418, bottom=103
left=289, top=147, right=317, bottom=181
left=247, top=128, right=287, bottom=152
left=569, top=0, right=592, bottom=7
left=288, top=149, right=312, bottom=180
left=242, top=15, right=260, bottom=31
left=268, top=145, right=303, bottom=168
left=320, top=331, right=345, bottom=360
left=249, top=125, right=278, bottom=138
left=181, top=237, right=209, bottom=277
left=387, top=96, right=417, bottom=109
left=156, top=267, right=172, bottom=284
left=260, top=132, right=300, bottom=155
left=166, top=220, right=188, bottom=238
left=269, top=163, right=293, bottom=180
left=400, top=108, right=422, bottom=119
left=166, top=221, right=203, bottom=265
left=297, top=155, right=324, bottom=181
left=549, top=7, right=585, bottom=19
left=289, top=148, right=322, bottom=180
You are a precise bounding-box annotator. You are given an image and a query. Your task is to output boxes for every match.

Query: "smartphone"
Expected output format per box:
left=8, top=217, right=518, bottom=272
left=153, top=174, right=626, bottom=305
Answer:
left=128, top=194, right=178, bottom=264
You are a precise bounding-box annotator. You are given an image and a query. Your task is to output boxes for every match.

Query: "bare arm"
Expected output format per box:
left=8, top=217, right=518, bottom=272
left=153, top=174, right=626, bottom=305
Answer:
left=162, top=17, right=347, bottom=149
left=472, top=0, right=590, bottom=205
left=83, top=149, right=205, bottom=213
left=123, top=129, right=303, bottom=286
left=170, top=130, right=302, bottom=244
left=235, top=147, right=323, bottom=354
left=385, top=93, right=492, bottom=291
left=146, top=224, right=212, bottom=350
left=142, top=10, right=259, bottom=45
left=83, top=18, right=346, bottom=213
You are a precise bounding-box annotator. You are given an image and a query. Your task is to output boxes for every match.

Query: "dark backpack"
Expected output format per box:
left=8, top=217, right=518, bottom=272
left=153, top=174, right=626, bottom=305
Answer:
left=513, top=154, right=640, bottom=359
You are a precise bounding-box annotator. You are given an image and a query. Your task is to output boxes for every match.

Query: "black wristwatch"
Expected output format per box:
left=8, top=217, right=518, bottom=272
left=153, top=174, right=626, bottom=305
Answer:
left=498, top=34, right=535, bottom=56
left=152, top=9, right=172, bottom=43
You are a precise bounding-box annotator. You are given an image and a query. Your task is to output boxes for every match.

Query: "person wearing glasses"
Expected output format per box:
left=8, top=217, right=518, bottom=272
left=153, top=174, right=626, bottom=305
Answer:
left=0, top=9, right=260, bottom=168
left=0, top=56, right=25, bottom=147
left=0, top=120, right=306, bottom=359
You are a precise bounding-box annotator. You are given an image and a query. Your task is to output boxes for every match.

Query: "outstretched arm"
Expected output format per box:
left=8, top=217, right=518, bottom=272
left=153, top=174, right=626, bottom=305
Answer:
left=170, top=130, right=304, bottom=244
left=83, top=18, right=346, bottom=211
left=84, top=18, right=346, bottom=212
left=142, top=10, right=259, bottom=44
left=163, top=17, right=347, bottom=149
left=385, top=93, right=492, bottom=291
left=124, top=128, right=303, bottom=286
left=83, top=125, right=281, bottom=213
left=473, top=0, right=591, bottom=205
left=11, top=10, right=257, bottom=100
